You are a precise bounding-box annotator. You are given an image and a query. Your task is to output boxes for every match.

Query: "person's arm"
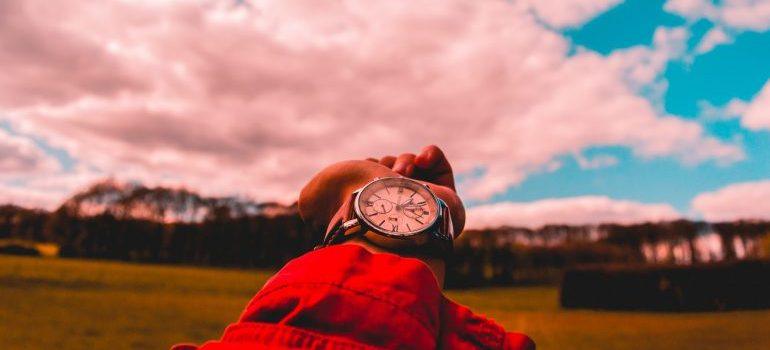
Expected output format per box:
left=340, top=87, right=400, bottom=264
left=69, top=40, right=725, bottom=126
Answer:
left=174, top=145, right=535, bottom=350
left=298, top=145, right=465, bottom=286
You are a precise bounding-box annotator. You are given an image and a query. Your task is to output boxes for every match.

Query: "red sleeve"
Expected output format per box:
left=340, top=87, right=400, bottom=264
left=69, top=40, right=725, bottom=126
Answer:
left=173, top=244, right=534, bottom=350
left=439, top=296, right=535, bottom=349
left=506, top=333, right=536, bottom=350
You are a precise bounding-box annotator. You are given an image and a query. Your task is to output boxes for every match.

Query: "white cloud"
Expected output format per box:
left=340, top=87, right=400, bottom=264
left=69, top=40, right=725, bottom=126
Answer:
left=0, top=183, right=63, bottom=209
left=574, top=153, right=619, bottom=169
left=665, top=0, right=718, bottom=21
left=523, top=0, right=622, bottom=29
left=666, top=0, right=770, bottom=31
left=466, top=196, right=681, bottom=229
left=743, top=80, right=770, bottom=130
left=666, top=0, right=770, bottom=54
left=692, top=180, right=770, bottom=221
left=665, top=0, right=770, bottom=62
left=696, top=26, right=734, bottom=54
left=697, top=98, right=748, bottom=121
left=605, top=26, right=689, bottom=90
left=0, top=0, right=743, bottom=207
left=703, top=79, right=770, bottom=130
left=0, top=129, right=59, bottom=176
left=719, top=0, right=770, bottom=31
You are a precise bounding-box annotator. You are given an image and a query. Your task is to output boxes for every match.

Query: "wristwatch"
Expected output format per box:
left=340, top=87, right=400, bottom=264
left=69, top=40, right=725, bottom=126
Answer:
left=318, top=177, right=455, bottom=258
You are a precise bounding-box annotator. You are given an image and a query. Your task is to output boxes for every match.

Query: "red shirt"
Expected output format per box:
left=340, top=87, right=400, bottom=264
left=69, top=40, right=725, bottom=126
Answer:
left=173, top=244, right=534, bottom=349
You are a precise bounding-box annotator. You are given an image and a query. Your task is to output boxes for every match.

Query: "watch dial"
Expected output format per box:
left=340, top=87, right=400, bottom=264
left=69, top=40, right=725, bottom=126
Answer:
left=358, top=177, right=439, bottom=237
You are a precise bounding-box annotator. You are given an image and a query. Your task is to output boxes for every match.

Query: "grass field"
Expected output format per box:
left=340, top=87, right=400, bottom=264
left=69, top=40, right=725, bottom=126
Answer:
left=2, top=255, right=769, bottom=349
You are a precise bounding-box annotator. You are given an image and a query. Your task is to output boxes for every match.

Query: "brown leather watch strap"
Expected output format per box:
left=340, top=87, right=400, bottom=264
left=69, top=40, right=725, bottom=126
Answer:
left=318, top=190, right=359, bottom=248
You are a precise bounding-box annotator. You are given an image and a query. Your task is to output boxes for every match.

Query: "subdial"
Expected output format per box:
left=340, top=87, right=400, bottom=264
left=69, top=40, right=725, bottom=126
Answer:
left=372, top=199, right=393, bottom=214
left=402, top=205, right=428, bottom=220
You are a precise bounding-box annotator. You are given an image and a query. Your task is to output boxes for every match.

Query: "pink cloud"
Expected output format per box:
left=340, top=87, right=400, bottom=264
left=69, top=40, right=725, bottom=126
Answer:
left=702, top=79, right=770, bottom=130
left=522, top=0, right=622, bottom=29
left=666, top=0, right=770, bottom=32
left=696, top=26, right=733, bottom=54
left=665, top=0, right=770, bottom=56
left=743, top=80, right=770, bottom=130
left=719, top=0, right=770, bottom=31
left=574, top=153, right=618, bottom=169
left=466, top=196, right=681, bottom=229
left=692, top=180, right=770, bottom=221
left=0, top=1, right=148, bottom=108
left=0, top=183, right=62, bottom=209
left=0, top=130, right=59, bottom=176
left=665, top=0, right=718, bottom=21
left=0, top=0, right=743, bottom=207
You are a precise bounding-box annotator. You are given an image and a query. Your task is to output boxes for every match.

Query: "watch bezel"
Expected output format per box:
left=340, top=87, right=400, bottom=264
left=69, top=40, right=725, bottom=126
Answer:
left=353, top=177, right=440, bottom=239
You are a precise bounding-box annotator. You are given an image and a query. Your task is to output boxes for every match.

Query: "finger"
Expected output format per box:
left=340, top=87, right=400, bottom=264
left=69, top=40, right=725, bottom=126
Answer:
left=379, top=156, right=396, bottom=168
left=415, top=145, right=448, bottom=170
left=393, top=153, right=416, bottom=176
left=405, top=164, right=415, bottom=177
left=414, top=145, right=455, bottom=190
left=365, top=157, right=379, bottom=163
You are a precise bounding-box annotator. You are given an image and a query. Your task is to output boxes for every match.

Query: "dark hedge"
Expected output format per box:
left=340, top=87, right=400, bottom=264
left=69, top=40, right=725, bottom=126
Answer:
left=560, top=260, right=770, bottom=311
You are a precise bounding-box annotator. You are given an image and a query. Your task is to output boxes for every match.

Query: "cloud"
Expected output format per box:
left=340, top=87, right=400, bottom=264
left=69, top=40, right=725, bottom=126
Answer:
left=466, top=196, right=681, bottom=229
left=574, top=153, right=619, bottom=169
left=697, top=98, right=747, bottom=121
left=0, top=183, right=63, bottom=209
left=692, top=180, right=770, bottom=221
left=743, top=80, right=770, bottom=130
left=523, top=0, right=622, bottom=29
left=0, top=129, right=59, bottom=176
left=0, top=0, right=743, bottom=206
left=666, top=0, right=770, bottom=53
left=695, top=26, right=734, bottom=54
left=606, top=26, right=690, bottom=88
left=664, top=0, right=717, bottom=21
left=702, top=79, right=770, bottom=130
left=666, top=0, right=770, bottom=31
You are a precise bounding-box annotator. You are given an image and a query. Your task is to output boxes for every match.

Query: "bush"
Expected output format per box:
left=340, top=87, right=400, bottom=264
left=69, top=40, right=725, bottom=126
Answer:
left=560, top=260, right=770, bottom=311
left=0, top=242, right=41, bottom=256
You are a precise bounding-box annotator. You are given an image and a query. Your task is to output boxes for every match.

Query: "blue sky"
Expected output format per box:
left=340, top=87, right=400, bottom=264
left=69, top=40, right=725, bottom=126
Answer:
left=488, top=0, right=770, bottom=216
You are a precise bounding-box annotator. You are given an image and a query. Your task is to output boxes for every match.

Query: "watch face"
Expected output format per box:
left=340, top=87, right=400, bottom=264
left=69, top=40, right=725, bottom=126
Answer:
left=356, top=177, right=439, bottom=237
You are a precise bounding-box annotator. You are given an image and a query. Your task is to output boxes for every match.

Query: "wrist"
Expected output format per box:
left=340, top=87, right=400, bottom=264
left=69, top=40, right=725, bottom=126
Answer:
left=342, top=236, right=446, bottom=288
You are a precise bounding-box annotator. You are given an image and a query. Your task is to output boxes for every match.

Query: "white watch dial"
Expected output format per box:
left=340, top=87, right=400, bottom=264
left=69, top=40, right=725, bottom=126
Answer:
left=357, top=177, right=439, bottom=237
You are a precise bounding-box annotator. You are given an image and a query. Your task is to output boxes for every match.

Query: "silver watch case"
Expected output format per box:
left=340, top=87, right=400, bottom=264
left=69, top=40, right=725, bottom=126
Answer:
left=343, top=177, right=454, bottom=250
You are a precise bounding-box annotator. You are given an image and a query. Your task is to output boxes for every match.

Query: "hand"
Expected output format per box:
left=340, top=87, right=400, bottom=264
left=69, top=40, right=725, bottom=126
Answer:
left=300, top=144, right=465, bottom=246
left=299, top=144, right=466, bottom=287
left=366, top=145, right=456, bottom=191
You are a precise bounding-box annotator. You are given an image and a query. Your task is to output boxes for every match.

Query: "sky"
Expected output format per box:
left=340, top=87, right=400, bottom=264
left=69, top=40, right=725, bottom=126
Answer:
left=1, top=0, right=770, bottom=228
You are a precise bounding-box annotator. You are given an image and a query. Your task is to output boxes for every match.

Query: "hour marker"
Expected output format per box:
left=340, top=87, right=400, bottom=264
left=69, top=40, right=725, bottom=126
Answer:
left=373, top=194, right=382, bottom=199
left=414, top=217, right=424, bottom=224
left=409, top=190, right=417, bottom=198
left=416, top=201, right=426, bottom=205
left=423, top=211, right=429, bottom=215
left=385, top=186, right=391, bottom=194
left=378, top=219, right=386, bottom=226
left=365, top=201, right=373, bottom=206
left=391, top=224, right=398, bottom=232
left=367, top=212, right=377, bottom=216
left=406, top=223, right=412, bottom=231
left=397, top=187, right=404, bottom=193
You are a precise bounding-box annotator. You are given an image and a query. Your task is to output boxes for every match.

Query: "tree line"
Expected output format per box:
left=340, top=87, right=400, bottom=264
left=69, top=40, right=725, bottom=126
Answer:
left=1, top=180, right=769, bottom=287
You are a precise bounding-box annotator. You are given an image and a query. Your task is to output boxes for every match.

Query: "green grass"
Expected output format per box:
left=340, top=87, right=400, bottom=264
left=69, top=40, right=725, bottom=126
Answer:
left=2, top=256, right=769, bottom=349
